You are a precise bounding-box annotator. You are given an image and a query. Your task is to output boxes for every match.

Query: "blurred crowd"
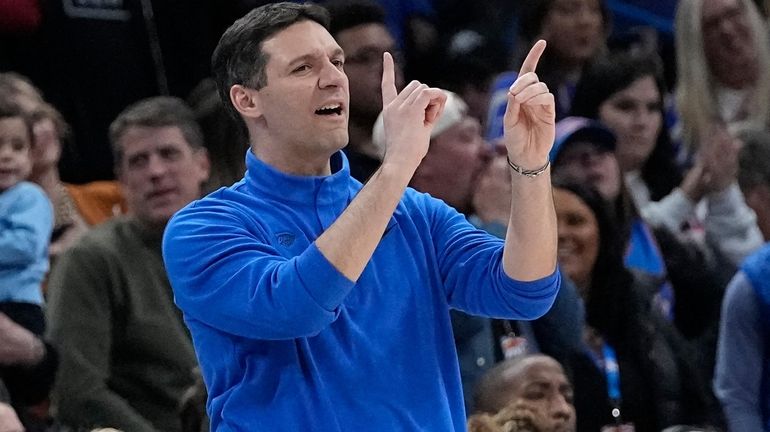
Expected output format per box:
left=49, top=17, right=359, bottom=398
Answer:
left=1, top=0, right=770, bottom=431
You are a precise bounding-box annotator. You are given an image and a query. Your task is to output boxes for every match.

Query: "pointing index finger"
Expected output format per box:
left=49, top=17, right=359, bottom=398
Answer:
left=381, top=52, right=397, bottom=107
left=518, top=40, right=546, bottom=76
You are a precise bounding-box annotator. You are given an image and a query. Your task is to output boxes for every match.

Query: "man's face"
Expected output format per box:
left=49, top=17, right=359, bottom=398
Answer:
left=702, top=0, right=757, bottom=86
left=554, top=141, right=622, bottom=201
left=539, top=0, right=604, bottom=67
left=504, top=357, right=576, bottom=432
left=117, top=125, right=209, bottom=226
left=410, top=117, right=488, bottom=213
left=335, top=23, right=402, bottom=125
left=0, top=117, right=32, bottom=192
left=255, top=20, right=350, bottom=159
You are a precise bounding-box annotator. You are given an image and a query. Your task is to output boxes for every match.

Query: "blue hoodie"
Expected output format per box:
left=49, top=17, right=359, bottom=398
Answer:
left=163, top=150, right=560, bottom=431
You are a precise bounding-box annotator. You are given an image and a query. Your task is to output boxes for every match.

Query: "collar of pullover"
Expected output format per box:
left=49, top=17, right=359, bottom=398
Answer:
left=244, top=150, right=355, bottom=207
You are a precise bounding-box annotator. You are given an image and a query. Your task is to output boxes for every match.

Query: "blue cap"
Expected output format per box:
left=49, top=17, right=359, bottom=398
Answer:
left=550, top=116, right=616, bottom=162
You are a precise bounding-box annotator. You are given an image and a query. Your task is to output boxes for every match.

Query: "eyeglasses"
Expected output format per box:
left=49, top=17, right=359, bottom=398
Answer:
left=345, top=47, right=404, bottom=68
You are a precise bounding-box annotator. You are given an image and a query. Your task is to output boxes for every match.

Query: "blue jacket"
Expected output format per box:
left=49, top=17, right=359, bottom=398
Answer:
left=742, top=243, right=770, bottom=431
left=715, top=243, right=770, bottom=432
left=163, top=151, right=559, bottom=431
left=0, top=181, right=53, bottom=305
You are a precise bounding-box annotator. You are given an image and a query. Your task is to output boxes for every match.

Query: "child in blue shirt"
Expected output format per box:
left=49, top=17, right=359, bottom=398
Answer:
left=0, top=101, right=53, bottom=336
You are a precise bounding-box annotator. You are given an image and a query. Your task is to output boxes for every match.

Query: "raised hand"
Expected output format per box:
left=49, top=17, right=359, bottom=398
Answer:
left=379, top=52, right=447, bottom=172
left=503, top=40, right=556, bottom=171
left=701, top=123, right=739, bottom=192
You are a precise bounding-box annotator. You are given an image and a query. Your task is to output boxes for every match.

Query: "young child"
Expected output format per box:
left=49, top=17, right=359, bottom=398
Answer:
left=0, top=100, right=53, bottom=336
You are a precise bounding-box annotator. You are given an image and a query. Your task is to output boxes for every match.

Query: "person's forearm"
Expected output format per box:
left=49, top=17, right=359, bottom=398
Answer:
left=502, top=168, right=557, bottom=281
left=316, top=160, right=415, bottom=281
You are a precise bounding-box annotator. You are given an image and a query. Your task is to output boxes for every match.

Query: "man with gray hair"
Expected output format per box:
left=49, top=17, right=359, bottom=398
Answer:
left=46, top=96, right=210, bottom=432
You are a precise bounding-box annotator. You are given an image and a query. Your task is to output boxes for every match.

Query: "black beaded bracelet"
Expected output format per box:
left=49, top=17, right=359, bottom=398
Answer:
left=506, top=156, right=550, bottom=178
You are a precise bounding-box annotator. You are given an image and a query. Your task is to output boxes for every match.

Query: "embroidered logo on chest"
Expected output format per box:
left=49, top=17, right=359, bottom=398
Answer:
left=276, top=232, right=296, bottom=247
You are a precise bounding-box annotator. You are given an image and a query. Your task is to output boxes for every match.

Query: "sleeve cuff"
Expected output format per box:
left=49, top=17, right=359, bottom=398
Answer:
left=295, top=243, right=356, bottom=311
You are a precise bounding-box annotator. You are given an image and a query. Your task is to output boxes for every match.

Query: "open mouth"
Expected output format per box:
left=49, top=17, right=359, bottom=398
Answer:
left=315, top=104, right=343, bottom=116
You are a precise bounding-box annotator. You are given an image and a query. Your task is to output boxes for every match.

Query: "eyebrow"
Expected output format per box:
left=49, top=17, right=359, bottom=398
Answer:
left=524, top=380, right=573, bottom=391
left=287, top=47, right=345, bottom=67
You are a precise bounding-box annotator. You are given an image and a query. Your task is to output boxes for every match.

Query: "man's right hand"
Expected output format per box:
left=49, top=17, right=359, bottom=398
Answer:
left=378, top=52, right=446, bottom=174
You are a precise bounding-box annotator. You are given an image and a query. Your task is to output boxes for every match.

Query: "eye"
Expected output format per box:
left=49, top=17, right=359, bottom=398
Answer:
left=647, top=102, right=662, bottom=112
left=563, top=390, right=575, bottom=404
left=127, top=154, right=148, bottom=170
left=331, top=58, right=345, bottom=70
left=292, top=64, right=311, bottom=74
left=566, top=213, right=586, bottom=226
left=159, top=147, right=182, bottom=161
left=11, top=139, right=28, bottom=152
left=523, top=390, right=546, bottom=401
left=613, top=99, right=635, bottom=112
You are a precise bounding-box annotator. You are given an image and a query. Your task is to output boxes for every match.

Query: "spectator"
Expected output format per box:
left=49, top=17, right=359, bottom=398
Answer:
left=571, top=51, right=763, bottom=268
left=549, top=117, right=730, bottom=372
left=1, top=73, right=127, bottom=259
left=46, top=97, right=209, bottom=432
left=553, top=181, right=719, bottom=432
left=325, top=0, right=403, bottom=182
left=186, top=78, right=248, bottom=190
left=486, top=0, right=609, bottom=139
left=675, top=0, right=770, bottom=148
left=0, top=101, right=58, bottom=429
left=468, top=354, right=575, bottom=432
left=714, top=129, right=770, bottom=431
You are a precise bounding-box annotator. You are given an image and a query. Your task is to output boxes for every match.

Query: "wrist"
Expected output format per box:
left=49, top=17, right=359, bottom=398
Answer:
left=377, top=158, right=418, bottom=186
left=506, top=156, right=550, bottom=178
left=25, top=337, right=44, bottom=365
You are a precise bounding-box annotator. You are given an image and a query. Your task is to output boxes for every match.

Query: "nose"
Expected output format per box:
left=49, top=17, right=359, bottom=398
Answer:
left=0, top=145, right=12, bottom=160
left=319, top=59, right=347, bottom=89
left=145, top=153, right=169, bottom=178
left=579, top=150, right=604, bottom=168
left=551, top=393, right=574, bottom=423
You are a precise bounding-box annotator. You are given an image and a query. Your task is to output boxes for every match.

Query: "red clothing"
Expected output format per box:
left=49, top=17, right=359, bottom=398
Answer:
left=0, top=0, right=41, bottom=33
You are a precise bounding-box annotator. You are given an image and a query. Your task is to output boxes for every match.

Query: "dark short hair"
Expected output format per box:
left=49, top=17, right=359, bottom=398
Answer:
left=324, top=0, right=387, bottom=37
left=518, top=0, right=611, bottom=42
left=738, top=129, right=770, bottom=191
left=109, top=96, right=203, bottom=166
left=0, top=99, right=33, bottom=144
left=212, top=2, right=330, bottom=119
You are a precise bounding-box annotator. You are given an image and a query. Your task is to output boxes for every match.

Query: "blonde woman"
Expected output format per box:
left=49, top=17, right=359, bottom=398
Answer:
left=675, top=0, right=770, bottom=149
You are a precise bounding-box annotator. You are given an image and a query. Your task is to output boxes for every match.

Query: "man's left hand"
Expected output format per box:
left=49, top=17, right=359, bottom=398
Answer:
left=502, top=40, right=555, bottom=171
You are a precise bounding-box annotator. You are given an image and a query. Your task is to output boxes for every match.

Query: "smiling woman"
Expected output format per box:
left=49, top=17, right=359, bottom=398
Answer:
left=551, top=180, right=721, bottom=432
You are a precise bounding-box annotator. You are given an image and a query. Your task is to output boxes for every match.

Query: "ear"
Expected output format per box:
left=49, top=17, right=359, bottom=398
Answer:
left=229, top=84, right=263, bottom=120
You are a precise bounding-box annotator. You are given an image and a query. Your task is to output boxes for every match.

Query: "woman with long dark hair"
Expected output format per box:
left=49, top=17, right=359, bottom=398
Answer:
left=553, top=180, right=720, bottom=432
left=571, top=51, right=763, bottom=268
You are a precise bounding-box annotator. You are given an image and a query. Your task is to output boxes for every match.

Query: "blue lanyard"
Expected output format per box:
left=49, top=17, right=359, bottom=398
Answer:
left=588, top=342, right=623, bottom=424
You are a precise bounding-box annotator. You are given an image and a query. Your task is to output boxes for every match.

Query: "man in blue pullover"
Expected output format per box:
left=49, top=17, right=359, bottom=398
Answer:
left=162, top=2, right=560, bottom=431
